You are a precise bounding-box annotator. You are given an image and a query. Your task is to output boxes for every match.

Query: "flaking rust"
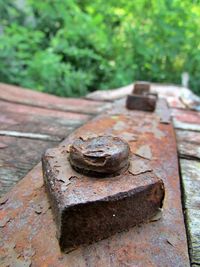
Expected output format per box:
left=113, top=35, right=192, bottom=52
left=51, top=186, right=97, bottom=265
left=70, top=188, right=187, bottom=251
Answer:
left=43, top=134, right=165, bottom=252
left=126, top=94, right=157, bottom=111
left=1, top=98, right=190, bottom=266
left=127, top=81, right=158, bottom=112
left=133, top=81, right=151, bottom=94
left=69, top=136, right=130, bottom=176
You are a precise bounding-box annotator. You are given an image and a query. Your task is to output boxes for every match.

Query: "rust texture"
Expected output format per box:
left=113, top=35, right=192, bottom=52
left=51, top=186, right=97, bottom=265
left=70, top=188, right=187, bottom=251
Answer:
left=69, top=135, right=130, bottom=176
left=133, top=81, right=150, bottom=94
left=126, top=94, right=157, bottom=111
left=43, top=136, right=164, bottom=252
left=128, top=82, right=158, bottom=112
left=0, top=99, right=190, bottom=266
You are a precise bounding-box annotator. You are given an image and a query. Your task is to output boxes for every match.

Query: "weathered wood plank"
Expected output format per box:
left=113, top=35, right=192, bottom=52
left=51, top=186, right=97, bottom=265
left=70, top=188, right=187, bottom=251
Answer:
left=0, top=130, right=62, bottom=142
left=87, top=84, right=133, bottom=101
left=171, top=108, right=200, bottom=125
left=174, top=104, right=200, bottom=266
left=0, top=100, right=92, bottom=196
left=180, top=89, right=200, bottom=111
left=180, top=159, right=200, bottom=266
left=173, top=119, right=200, bottom=132
left=0, top=83, right=109, bottom=115
left=0, top=100, right=90, bottom=139
left=176, top=130, right=200, bottom=160
left=171, top=109, right=200, bottom=132
left=0, top=136, right=58, bottom=197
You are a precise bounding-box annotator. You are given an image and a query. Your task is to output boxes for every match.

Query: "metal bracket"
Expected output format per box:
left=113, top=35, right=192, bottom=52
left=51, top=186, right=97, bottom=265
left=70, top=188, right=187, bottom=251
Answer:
left=126, top=82, right=158, bottom=112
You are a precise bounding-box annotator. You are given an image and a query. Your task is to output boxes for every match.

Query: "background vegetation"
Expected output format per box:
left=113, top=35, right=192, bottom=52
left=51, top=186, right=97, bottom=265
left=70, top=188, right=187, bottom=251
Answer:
left=0, top=0, right=200, bottom=97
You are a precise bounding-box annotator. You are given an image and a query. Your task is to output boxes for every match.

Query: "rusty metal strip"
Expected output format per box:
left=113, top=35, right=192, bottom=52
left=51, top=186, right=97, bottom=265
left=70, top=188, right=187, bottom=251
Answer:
left=0, top=99, right=190, bottom=266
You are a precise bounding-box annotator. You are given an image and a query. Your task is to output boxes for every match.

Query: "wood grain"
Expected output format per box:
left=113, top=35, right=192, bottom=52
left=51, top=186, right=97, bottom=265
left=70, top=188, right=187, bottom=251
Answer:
left=176, top=130, right=200, bottom=161
left=180, top=159, right=200, bottom=266
left=0, top=100, right=90, bottom=139
left=0, top=83, right=109, bottom=114
left=0, top=136, right=57, bottom=196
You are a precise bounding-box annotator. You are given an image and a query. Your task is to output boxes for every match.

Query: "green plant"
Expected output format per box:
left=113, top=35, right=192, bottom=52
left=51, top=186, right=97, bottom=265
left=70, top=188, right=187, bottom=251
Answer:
left=0, top=0, right=199, bottom=96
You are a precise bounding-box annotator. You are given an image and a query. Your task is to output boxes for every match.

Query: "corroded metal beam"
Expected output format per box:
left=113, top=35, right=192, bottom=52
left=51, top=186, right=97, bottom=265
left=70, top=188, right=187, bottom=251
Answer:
left=0, top=98, right=190, bottom=266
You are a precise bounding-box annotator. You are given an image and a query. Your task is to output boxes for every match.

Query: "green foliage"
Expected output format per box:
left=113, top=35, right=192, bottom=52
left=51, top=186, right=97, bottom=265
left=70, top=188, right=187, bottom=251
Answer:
left=0, top=0, right=200, bottom=96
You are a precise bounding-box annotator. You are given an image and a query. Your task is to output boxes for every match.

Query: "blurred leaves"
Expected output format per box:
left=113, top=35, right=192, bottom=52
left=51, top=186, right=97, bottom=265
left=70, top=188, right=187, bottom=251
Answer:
left=0, top=0, right=200, bottom=96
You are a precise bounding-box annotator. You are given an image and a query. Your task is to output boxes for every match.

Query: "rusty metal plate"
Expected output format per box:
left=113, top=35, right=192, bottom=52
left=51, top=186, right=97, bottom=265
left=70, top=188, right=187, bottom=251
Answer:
left=0, top=100, right=90, bottom=137
left=0, top=99, right=190, bottom=266
left=43, top=138, right=164, bottom=252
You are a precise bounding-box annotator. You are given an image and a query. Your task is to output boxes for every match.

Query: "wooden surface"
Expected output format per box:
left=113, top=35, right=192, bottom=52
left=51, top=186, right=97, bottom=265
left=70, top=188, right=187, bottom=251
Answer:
left=0, top=82, right=200, bottom=266
left=0, top=136, right=56, bottom=197
left=180, top=160, right=200, bottom=266
left=172, top=108, right=200, bottom=266
left=0, top=83, right=110, bottom=115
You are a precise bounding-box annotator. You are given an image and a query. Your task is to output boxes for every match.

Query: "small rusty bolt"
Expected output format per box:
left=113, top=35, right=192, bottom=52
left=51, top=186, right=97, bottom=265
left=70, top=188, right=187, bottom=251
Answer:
left=126, top=94, right=157, bottom=112
left=133, top=81, right=150, bottom=95
left=69, top=136, right=130, bottom=177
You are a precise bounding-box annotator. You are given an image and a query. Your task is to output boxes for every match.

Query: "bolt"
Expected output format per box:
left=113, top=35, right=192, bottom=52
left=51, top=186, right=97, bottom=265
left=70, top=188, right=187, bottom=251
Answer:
left=69, top=136, right=130, bottom=177
left=126, top=94, right=157, bottom=112
left=133, top=81, right=151, bottom=95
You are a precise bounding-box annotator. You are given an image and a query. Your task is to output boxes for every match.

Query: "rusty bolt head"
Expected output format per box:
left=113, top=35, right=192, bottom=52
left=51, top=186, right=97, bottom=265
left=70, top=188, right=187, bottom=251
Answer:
left=69, top=136, right=130, bottom=177
left=133, top=81, right=151, bottom=94
left=126, top=94, right=157, bottom=112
